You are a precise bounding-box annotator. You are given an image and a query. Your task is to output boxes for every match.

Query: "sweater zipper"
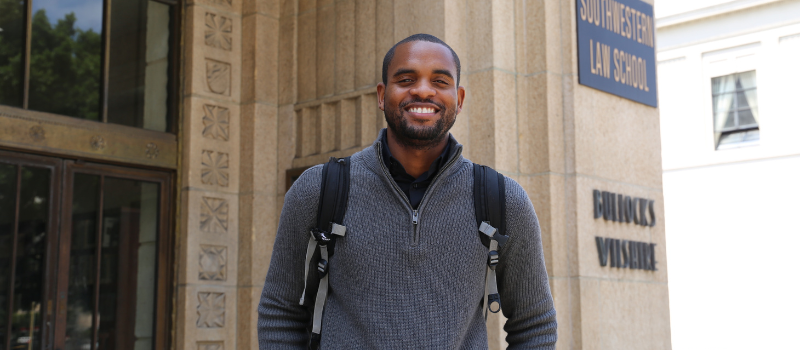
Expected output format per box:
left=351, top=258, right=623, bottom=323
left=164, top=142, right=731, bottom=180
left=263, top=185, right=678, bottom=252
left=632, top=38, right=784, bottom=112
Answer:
left=412, top=148, right=462, bottom=243
left=376, top=144, right=417, bottom=239
left=376, top=142, right=463, bottom=245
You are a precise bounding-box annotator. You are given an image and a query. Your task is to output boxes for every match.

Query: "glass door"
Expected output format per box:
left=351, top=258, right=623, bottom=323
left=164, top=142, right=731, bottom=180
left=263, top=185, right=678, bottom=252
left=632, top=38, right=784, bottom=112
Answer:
left=0, top=151, right=60, bottom=350
left=55, top=161, right=171, bottom=350
left=0, top=151, right=172, bottom=350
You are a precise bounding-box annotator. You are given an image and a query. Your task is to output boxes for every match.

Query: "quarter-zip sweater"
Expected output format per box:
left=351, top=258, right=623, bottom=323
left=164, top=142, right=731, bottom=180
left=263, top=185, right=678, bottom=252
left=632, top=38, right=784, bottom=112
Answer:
left=258, top=130, right=557, bottom=349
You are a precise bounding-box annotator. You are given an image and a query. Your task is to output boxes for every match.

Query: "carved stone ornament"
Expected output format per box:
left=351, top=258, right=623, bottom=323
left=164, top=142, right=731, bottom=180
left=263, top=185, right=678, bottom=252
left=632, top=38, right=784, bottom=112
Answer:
left=146, top=143, right=159, bottom=159
left=197, top=292, right=225, bottom=328
left=90, top=136, right=106, bottom=150
left=205, top=13, right=232, bottom=51
left=205, top=59, right=231, bottom=96
left=200, top=197, right=228, bottom=233
left=29, top=126, right=45, bottom=141
left=201, top=150, right=230, bottom=187
left=202, top=105, right=230, bottom=141
left=198, top=342, right=223, bottom=350
left=199, top=245, right=227, bottom=281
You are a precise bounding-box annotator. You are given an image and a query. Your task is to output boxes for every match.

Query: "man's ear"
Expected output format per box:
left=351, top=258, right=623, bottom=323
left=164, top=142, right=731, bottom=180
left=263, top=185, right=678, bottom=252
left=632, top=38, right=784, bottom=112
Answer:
left=377, top=83, right=386, bottom=111
left=456, top=86, right=466, bottom=114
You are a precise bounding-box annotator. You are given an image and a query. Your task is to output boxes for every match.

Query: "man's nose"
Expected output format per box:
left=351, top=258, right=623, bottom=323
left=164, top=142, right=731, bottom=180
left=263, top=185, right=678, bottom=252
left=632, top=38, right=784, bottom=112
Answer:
left=410, top=81, right=436, bottom=99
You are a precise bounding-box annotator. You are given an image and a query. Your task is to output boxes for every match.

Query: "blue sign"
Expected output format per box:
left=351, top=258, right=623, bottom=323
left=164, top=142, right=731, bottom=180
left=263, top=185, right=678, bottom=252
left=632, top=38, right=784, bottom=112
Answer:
left=576, top=0, right=658, bottom=107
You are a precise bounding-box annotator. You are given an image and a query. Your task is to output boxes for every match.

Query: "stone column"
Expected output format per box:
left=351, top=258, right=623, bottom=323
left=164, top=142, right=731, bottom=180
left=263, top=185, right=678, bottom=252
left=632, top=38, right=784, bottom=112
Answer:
left=177, top=0, right=243, bottom=349
left=236, top=0, right=281, bottom=348
left=512, top=1, right=671, bottom=350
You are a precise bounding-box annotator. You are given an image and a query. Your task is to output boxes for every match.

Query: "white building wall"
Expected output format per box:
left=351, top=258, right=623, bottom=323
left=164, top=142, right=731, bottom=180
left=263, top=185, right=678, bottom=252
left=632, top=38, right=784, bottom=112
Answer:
left=657, top=1, right=800, bottom=349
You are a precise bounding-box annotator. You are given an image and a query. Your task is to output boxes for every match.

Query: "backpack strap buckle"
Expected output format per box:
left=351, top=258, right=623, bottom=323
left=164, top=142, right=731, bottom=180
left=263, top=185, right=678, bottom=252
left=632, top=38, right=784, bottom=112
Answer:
left=316, top=259, right=329, bottom=277
left=310, top=228, right=332, bottom=246
left=479, top=221, right=509, bottom=247
left=487, top=250, right=499, bottom=268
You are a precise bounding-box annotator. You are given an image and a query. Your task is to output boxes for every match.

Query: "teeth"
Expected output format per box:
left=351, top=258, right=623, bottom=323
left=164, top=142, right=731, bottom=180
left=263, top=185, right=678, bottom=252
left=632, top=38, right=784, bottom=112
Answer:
left=410, top=107, right=435, bottom=113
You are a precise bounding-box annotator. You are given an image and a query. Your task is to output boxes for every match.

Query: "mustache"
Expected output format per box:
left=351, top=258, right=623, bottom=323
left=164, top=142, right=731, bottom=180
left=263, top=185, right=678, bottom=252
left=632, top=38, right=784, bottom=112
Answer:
left=398, top=98, right=446, bottom=111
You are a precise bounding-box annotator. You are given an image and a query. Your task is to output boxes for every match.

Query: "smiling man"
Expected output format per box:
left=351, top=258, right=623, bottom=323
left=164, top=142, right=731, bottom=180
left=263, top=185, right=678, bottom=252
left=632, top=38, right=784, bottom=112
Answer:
left=258, top=34, right=557, bottom=349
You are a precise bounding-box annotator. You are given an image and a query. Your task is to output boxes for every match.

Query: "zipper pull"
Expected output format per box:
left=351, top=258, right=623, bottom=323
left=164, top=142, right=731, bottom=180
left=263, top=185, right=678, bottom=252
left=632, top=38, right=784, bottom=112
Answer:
left=412, top=210, right=419, bottom=225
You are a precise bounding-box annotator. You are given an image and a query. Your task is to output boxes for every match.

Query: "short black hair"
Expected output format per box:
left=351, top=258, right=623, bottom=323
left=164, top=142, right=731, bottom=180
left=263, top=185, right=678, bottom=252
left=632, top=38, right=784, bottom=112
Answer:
left=381, top=33, right=461, bottom=86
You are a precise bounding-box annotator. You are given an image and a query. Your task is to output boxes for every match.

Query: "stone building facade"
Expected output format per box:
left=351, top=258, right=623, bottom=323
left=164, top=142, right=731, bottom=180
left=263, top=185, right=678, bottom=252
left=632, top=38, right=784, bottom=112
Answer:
left=0, top=0, right=669, bottom=349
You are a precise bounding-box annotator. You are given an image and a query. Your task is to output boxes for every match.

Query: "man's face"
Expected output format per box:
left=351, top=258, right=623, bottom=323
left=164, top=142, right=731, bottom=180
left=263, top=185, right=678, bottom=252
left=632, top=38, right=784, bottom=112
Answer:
left=378, top=41, right=465, bottom=149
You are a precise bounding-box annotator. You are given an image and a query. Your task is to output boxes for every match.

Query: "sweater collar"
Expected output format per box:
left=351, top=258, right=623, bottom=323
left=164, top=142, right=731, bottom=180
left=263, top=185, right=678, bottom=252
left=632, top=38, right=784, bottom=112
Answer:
left=365, top=129, right=465, bottom=190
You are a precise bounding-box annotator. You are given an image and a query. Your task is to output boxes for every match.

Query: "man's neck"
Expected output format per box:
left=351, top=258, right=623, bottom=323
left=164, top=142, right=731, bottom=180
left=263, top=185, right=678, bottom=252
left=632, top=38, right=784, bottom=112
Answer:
left=386, top=130, right=449, bottom=179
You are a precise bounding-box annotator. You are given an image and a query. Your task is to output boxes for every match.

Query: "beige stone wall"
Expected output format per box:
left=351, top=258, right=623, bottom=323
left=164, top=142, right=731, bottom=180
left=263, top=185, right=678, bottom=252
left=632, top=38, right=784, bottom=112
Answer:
left=176, top=0, right=670, bottom=349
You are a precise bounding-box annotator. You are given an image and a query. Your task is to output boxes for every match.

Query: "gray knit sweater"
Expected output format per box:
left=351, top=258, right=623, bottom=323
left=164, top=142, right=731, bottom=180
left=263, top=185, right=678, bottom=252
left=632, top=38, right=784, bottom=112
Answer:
left=258, top=131, right=557, bottom=349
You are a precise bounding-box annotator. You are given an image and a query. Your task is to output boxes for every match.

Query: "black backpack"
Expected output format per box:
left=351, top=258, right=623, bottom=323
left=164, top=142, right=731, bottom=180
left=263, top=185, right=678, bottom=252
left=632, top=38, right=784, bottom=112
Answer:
left=300, top=156, right=509, bottom=350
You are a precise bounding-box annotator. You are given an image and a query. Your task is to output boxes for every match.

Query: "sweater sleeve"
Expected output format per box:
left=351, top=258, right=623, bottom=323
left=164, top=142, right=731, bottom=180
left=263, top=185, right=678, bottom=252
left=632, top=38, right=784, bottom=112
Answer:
left=258, top=166, right=323, bottom=349
left=497, top=178, right=558, bottom=349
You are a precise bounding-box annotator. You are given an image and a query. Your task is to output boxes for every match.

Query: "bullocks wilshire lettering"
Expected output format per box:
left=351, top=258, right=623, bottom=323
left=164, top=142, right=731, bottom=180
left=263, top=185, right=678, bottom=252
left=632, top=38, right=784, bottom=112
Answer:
left=596, top=237, right=657, bottom=270
left=593, top=189, right=656, bottom=227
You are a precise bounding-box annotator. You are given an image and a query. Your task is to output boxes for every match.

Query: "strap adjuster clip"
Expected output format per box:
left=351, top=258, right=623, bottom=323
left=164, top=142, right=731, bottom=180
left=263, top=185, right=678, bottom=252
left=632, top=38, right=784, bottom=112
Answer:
left=479, top=222, right=496, bottom=237
left=317, top=259, right=328, bottom=277
left=487, top=250, right=499, bottom=268
left=479, top=222, right=509, bottom=247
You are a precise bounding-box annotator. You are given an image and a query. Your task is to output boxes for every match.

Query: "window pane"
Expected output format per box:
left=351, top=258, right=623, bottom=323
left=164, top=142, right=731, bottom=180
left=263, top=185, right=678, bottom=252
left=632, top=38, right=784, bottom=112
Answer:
left=0, top=163, right=17, bottom=350
left=718, top=131, right=745, bottom=146
left=712, top=93, right=734, bottom=115
left=738, top=108, right=758, bottom=127
left=107, top=0, right=171, bottom=132
left=712, top=75, right=736, bottom=94
left=744, top=129, right=760, bottom=142
left=65, top=173, right=100, bottom=350
left=736, top=91, right=757, bottom=109
left=0, top=0, right=26, bottom=107
left=741, top=89, right=758, bottom=109
left=715, top=111, right=735, bottom=131
left=9, top=167, right=50, bottom=350
left=98, top=178, right=158, bottom=350
left=28, top=0, right=103, bottom=121
left=737, top=70, right=757, bottom=90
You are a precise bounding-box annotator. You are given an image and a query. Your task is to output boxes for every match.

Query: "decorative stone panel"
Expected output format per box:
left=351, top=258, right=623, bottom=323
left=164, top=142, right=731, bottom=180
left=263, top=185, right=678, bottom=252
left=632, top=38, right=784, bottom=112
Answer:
left=200, top=196, right=228, bottom=233
left=201, top=150, right=230, bottom=187
left=205, top=59, right=232, bottom=96
left=199, top=245, right=227, bottom=281
left=202, top=104, right=230, bottom=141
left=197, top=292, right=225, bottom=328
left=198, top=342, right=223, bottom=350
left=205, top=13, right=232, bottom=51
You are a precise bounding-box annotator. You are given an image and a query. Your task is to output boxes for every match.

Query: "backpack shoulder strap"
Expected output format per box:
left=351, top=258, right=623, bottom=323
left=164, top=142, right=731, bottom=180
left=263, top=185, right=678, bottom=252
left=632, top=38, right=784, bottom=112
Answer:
left=473, top=163, right=506, bottom=248
left=315, top=156, right=351, bottom=255
left=472, top=163, right=509, bottom=319
left=302, top=157, right=350, bottom=350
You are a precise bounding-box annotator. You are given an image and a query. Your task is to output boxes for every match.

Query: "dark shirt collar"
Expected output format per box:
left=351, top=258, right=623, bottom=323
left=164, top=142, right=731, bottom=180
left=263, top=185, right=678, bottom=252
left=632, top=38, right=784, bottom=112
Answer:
left=380, top=132, right=450, bottom=183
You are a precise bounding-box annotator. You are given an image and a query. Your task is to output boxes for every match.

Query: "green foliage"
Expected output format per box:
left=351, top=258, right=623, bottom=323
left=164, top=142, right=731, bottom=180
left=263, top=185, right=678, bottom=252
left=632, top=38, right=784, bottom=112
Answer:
left=28, top=9, right=101, bottom=120
left=0, top=4, right=101, bottom=120
left=0, top=0, right=25, bottom=106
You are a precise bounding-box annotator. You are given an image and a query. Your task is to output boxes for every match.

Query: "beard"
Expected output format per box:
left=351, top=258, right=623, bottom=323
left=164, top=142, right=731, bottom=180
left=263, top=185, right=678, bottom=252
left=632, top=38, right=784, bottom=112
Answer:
left=384, top=98, right=457, bottom=150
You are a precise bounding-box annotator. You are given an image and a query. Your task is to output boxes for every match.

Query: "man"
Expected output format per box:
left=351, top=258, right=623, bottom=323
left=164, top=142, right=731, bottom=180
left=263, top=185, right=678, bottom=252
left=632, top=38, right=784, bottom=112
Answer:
left=258, top=34, right=557, bottom=349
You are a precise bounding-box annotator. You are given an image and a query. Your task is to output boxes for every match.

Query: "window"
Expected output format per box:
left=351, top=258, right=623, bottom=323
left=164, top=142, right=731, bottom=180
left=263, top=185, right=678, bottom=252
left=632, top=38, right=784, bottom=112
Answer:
left=711, top=70, right=759, bottom=149
left=0, top=0, right=177, bottom=132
